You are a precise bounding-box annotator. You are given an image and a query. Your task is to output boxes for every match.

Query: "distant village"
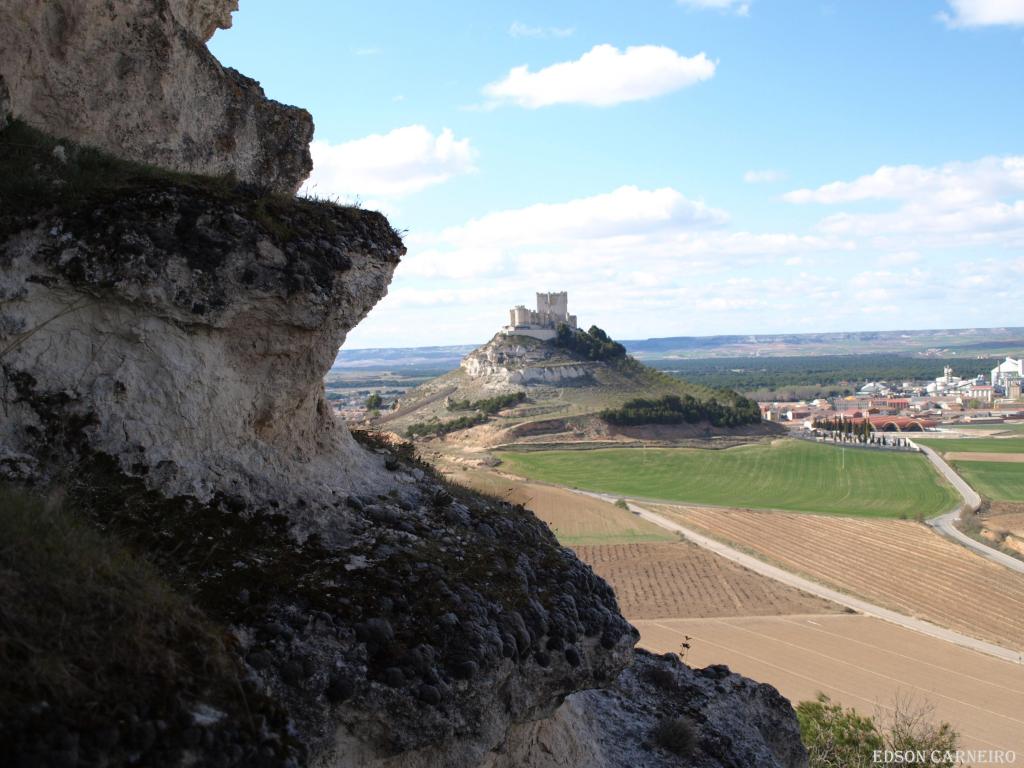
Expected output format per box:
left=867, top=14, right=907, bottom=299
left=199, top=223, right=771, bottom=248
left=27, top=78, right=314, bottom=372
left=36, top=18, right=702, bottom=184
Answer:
left=761, top=357, right=1024, bottom=432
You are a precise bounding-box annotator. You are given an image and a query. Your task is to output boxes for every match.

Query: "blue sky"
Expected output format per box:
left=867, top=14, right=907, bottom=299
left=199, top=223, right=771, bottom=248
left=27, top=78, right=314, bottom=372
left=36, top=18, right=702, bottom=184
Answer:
left=210, top=0, right=1024, bottom=347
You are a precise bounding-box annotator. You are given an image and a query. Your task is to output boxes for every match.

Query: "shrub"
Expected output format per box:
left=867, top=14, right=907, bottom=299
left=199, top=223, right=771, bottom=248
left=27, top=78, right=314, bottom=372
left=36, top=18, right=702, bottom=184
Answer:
left=599, top=393, right=761, bottom=428
left=447, top=391, right=526, bottom=414
left=651, top=716, right=698, bottom=757
left=614, top=498, right=629, bottom=510
left=552, top=323, right=626, bottom=362
left=797, top=693, right=959, bottom=768
left=797, top=694, right=882, bottom=768
left=406, top=413, right=489, bottom=438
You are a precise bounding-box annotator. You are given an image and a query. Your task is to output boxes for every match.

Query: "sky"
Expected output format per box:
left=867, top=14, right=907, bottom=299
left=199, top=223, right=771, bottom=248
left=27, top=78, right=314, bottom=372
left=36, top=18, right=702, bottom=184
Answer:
left=210, top=0, right=1024, bottom=348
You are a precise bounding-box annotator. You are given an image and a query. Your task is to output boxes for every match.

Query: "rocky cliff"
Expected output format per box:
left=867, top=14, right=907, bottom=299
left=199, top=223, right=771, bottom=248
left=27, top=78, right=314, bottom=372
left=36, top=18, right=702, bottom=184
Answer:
left=0, top=3, right=807, bottom=767
left=461, top=335, right=591, bottom=387
left=0, top=0, right=311, bottom=193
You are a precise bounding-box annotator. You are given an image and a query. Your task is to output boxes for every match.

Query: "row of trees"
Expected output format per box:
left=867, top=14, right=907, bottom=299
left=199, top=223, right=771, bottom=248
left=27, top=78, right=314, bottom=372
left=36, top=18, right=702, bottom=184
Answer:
left=654, top=353, right=997, bottom=400
left=406, top=413, right=489, bottom=438
left=447, top=391, right=526, bottom=414
left=599, top=393, right=761, bottom=428
left=810, top=418, right=915, bottom=448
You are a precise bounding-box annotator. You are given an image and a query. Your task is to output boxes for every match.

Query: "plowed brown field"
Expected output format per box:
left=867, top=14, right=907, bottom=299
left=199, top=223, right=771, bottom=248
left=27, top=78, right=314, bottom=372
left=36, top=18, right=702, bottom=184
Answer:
left=652, top=505, right=1024, bottom=652
left=575, top=541, right=842, bottom=619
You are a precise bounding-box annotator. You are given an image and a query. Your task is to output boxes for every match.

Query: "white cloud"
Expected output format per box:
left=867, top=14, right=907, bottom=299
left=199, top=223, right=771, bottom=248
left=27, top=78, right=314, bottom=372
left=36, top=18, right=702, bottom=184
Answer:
left=300, top=126, right=476, bottom=201
left=783, top=156, right=1024, bottom=245
left=939, top=0, right=1024, bottom=27
left=482, top=44, right=716, bottom=108
left=677, top=0, right=751, bottom=15
left=438, top=185, right=728, bottom=247
left=509, top=21, right=575, bottom=38
left=783, top=156, right=1024, bottom=205
left=743, top=169, right=786, bottom=184
left=372, top=185, right=852, bottom=344
left=883, top=250, right=923, bottom=265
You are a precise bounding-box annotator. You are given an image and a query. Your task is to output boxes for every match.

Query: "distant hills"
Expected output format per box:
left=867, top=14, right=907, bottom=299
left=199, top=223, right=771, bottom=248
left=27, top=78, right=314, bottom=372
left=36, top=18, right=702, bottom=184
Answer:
left=335, top=326, right=1024, bottom=370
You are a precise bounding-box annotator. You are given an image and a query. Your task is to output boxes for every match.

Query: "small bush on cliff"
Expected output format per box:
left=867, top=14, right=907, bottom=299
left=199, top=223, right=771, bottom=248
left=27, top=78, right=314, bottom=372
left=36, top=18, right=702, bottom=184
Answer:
left=797, top=693, right=959, bottom=768
left=651, top=715, right=698, bottom=757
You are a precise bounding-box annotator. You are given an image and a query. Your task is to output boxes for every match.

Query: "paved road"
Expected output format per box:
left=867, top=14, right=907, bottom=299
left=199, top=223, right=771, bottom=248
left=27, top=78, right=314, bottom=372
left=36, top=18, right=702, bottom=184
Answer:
left=915, top=443, right=1024, bottom=575
left=575, top=489, right=1023, bottom=664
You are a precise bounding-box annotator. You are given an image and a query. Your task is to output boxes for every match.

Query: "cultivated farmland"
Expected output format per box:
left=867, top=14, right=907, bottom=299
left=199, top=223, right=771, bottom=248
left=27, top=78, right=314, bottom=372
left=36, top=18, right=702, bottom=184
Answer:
left=575, top=541, right=841, bottom=620
left=915, top=437, right=1024, bottom=454
left=634, top=615, right=1024, bottom=755
left=954, top=460, right=1024, bottom=502
left=449, top=468, right=675, bottom=545
left=652, top=504, right=1024, bottom=652
left=498, top=440, right=958, bottom=518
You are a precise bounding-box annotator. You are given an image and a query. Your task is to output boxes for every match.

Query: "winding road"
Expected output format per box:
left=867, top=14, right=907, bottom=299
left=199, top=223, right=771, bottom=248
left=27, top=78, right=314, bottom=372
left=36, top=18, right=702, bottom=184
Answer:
left=914, top=443, right=1024, bottom=575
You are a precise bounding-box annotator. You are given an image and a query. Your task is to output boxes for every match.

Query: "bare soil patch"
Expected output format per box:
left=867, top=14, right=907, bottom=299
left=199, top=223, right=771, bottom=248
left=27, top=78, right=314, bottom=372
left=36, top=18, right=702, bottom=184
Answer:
left=449, top=469, right=675, bottom=545
left=652, top=504, right=1024, bottom=652
left=575, top=541, right=841, bottom=620
left=945, top=452, right=1024, bottom=463
left=635, top=615, right=1024, bottom=755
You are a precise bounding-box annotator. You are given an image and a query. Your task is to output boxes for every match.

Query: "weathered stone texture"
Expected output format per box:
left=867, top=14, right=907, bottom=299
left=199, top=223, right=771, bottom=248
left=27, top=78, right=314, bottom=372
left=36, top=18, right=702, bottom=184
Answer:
left=462, top=334, right=591, bottom=387
left=0, top=0, right=312, bottom=192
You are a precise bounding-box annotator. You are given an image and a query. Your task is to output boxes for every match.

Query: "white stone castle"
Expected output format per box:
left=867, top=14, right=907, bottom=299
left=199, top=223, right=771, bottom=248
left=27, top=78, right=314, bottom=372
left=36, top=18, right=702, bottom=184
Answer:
left=501, top=291, right=578, bottom=341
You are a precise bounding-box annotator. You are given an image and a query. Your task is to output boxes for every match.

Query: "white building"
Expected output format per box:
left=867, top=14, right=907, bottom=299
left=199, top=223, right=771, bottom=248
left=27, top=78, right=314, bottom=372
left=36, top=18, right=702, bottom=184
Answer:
left=991, top=357, right=1023, bottom=388
left=501, top=291, right=578, bottom=341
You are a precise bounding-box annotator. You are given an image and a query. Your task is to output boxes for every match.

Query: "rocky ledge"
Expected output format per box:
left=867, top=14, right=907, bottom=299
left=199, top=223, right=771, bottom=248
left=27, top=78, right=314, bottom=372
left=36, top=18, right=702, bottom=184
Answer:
left=0, top=0, right=312, bottom=193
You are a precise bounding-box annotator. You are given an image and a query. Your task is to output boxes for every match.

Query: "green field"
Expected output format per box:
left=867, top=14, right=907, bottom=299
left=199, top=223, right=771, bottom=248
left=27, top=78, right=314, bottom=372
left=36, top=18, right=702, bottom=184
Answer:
left=953, top=461, right=1024, bottom=502
left=915, top=438, right=1024, bottom=454
left=498, top=440, right=959, bottom=518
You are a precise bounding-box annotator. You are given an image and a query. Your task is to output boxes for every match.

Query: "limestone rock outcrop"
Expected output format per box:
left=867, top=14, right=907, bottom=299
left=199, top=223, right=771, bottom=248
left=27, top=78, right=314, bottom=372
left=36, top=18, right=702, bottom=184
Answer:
left=487, top=651, right=807, bottom=768
left=461, top=334, right=591, bottom=388
left=0, top=2, right=809, bottom=766
left=0, top=156, right=402, bottom=508
left=0, top=0, right=312, bottom=193
left=0, top=125, right=637, bottom=768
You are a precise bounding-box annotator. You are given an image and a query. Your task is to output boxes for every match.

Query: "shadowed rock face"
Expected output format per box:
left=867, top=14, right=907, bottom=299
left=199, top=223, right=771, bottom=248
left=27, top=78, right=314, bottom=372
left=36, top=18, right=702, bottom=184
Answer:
left=0, top=0, right=312, bottom=192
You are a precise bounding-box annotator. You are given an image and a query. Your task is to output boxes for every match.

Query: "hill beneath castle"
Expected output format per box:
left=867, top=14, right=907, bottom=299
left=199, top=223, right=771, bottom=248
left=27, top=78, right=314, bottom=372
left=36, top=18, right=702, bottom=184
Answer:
left=378, top=327, right=777, bottom=451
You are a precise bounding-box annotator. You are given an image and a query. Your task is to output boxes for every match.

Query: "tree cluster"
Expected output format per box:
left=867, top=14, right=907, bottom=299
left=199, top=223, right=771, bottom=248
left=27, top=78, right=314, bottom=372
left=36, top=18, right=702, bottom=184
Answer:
left=447, top=391, right=526, bottom=415
left=405, top=413, right=488, bottom=438
left=599, top=393, right=761, bottom=428
left=552, top=324, right=626, bottom=362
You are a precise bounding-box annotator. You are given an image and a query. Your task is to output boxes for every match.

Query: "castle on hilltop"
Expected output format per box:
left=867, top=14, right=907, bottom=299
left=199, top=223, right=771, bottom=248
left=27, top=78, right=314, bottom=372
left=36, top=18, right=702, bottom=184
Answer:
left=501, top=291, right=578, bottom=341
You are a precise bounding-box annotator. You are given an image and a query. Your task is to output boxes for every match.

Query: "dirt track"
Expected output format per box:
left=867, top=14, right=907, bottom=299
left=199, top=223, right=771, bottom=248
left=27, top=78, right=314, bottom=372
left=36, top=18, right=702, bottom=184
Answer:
left=576, top=541, right=841, bottom=619
left=635, top=614, right=1024, bottom=756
